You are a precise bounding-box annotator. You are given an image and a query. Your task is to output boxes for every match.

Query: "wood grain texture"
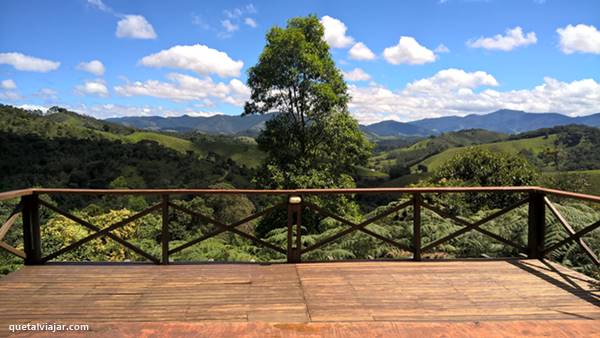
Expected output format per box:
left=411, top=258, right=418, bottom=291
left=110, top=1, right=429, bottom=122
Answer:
left=17, top=320, right=600, bottom=338
left=0, top=260, right=598, bottom=336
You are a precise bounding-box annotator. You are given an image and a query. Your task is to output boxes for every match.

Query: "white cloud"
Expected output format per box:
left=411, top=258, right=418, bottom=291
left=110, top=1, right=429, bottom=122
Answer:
left=116, top=15, right=157, bottom=39
left=0, top=91, right=21, bottom=101
left=434, top=44, right=450, bottom=53
left=220, top=4, right=257, bottom=36
left=191, top=14, right=210, bottom=29
left=320, top=16, right=354, bottom=48
left=347, top=69, right=600, bottom=124
left=348, top=42, right=375, bottom=60
left=35, top=88, right=58, bottom=100
left=75, top=79, right=109, bottom=97
left=224, top=8, right=243, bottom=19
left=383, top=37, right=436, bottom=65
left=17, top=104, right=49, bottom=113
left=244, top=17, right=257, bottom=28
left=87, top=0, right=113, bottom=14
left=406, top=68, right=498, bottom=91
left=139, top=44, right=244, bottom=77
left=221, top=19, right=239, bottom=33
left=557, top=24, right=600, bottom=54
left=114, top=73, right=250, bottom=106
left=1, top=79, right=16, bottom=90
left=76, top=60, right=105, bottom=76
left=467, top=26, right=537, bottom=51
left=342, top=68, right=371, bottom=82
left=79, top=103, right=225, bottom=119
left=0, top=52, right=60, bottom=72
left=245, top=4, right=257, bottom=14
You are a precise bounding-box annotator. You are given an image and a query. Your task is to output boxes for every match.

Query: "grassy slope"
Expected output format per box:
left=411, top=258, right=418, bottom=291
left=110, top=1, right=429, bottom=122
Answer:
left=370, top=130, right=508, bottom=171
left=123, top=132, right=197, bottom=153
left=416, top=135, right=557, bottom=171
left=0, top=105, right=264, bottom=169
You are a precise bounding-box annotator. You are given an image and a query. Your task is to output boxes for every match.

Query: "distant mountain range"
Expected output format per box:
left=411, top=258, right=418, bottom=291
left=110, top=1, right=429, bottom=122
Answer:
left=106, top=113, right=274, bottom=135
left=106, top=109, right=600, bottom=137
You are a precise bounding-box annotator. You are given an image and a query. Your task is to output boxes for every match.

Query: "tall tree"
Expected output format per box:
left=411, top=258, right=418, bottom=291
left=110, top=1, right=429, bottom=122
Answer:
left=244, top=15, right=371, bottom=189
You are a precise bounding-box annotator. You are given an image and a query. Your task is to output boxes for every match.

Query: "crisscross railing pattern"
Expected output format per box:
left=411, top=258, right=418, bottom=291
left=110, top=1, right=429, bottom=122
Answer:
left=0, top=187, right=597, bottom=267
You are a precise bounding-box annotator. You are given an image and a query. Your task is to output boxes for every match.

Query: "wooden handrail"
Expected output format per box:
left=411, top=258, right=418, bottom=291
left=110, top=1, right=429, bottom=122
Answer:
left=1, top=186, right=599, bottom=202
left=0, top=186, right=598, bottom=267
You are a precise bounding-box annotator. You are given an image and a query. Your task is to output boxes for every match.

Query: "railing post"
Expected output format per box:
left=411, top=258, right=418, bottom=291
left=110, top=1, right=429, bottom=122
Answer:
left=413, top=193, right=422, bottom=261
left=287, top=195, right=302, bottom=263
left=22, top=193, right=41, bottom=265
left=527, top=191, right=546, bottom=259
left=161, top=194, right=169, bottom=265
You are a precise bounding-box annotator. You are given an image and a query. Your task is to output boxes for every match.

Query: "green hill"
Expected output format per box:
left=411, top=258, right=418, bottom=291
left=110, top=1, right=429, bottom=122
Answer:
left=370, top=129, right=508, bottom=172
left=0, top=105, right=264, bottom=169
left=417, top=135, right=557, bottom=171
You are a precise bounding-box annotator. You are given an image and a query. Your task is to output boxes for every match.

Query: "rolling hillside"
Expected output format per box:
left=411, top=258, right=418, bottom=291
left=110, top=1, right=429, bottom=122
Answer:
left=416, top=135, right=557, bottom=171
left=0, top=105, right=264, bottom=169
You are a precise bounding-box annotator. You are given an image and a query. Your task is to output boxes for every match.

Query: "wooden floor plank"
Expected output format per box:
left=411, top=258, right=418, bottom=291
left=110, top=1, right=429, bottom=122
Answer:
left=0, top=259, right=598, bottom=336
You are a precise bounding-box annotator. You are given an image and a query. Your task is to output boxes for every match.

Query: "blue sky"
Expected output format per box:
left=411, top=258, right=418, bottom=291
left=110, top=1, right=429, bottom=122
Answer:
left=0, top=0, right=599, bottom=124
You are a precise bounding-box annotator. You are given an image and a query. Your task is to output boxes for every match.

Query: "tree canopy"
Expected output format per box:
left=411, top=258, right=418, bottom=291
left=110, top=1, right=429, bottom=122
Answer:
left=244, top=15, right=372, bottom=189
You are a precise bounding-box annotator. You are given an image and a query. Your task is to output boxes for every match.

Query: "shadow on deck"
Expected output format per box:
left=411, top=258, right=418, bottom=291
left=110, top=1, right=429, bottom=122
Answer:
left=0, top=259, right=598, bottom=337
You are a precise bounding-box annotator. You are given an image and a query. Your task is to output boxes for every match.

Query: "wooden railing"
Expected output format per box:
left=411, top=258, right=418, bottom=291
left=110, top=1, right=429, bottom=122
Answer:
left=0, top=187, right=598, bottom=266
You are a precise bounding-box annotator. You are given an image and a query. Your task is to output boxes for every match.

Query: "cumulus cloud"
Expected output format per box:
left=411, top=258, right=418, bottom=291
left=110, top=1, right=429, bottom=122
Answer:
left=467, top=27, right=537, bottom=51
left=320, top=16, right=354, bottom=48
left=87, top=0, right=157, bottom=40
left=348, top=42, right=375, bottom=61
left=0, top=78, right=20, bottom=100
left=116, top=15, right=157, bottom=39
left=114, top=73, right=250, bottom=107
left=342, top=68, right=371, bottom=82
left=1, top=79, right=16, bottom=90
left=434, top=44, right=450, bottom=53
left=18, top=104, right=49, bottom=112
left=0, top=91, right=21, bottom=101
left=75, top=79, right=109, bottom=97
left=221, top=19, right=239, bottom=33
left=244, top=17, right=257, bottom=28
left=557, top=24, right=600, bottom=54
left=79, top=103, right=224, bottom=119
left=406, top=68, right=498, bottom=91
left=219, top=4, right=258, bottom=37
left=383, top=37, right=436, bottom=65
left=35, top=88, right=59, bottom=100
left=139, top=44, right=243, bottom=78
left=76, top=60, right=105, bottom=76
left=347, top=69, right=600, bottom=124
left=0, top=52, right=60, bottom=72
left=87, top=0, right=113, bottom=14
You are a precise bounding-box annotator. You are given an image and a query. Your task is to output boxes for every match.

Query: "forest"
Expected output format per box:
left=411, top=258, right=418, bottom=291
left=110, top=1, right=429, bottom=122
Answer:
left=0, top=15, right=598, bottom=280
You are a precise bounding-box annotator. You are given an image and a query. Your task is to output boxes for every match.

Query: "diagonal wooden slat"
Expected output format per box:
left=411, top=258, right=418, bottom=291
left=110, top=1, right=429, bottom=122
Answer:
left=168, top=202, right=286, bottom=255
left=0, top=241, right=26, bottom=258
left=421, top=197, right=529, bottom=253
left=39, top=200, right=160, bottom=263
left=0, top=213, right=20, bottom=242
left=0, top=202, right=23, bottom=241
left=545, top=197, right=599, bottom=266
left=0, top=203, right=25, bottom=258
left=304, top=201, right=413, bottom=253
left=544, top=218, right=600, bottom=263
left=301, top=200, right=413, bottom=255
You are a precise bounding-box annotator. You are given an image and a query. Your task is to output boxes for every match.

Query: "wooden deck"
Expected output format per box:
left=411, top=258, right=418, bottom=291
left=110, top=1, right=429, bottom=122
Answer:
left=0, top=259, right=598, bottom=337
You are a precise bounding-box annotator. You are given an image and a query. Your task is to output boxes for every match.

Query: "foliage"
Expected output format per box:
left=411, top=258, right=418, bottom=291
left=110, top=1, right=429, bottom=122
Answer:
left=244, top=15, right=372, bottom=189
left=432, top=148, right=539, bottom=210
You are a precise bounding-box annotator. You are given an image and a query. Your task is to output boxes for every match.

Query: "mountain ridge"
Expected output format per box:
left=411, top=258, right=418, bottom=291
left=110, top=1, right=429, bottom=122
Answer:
left=105, top=109, right=600, bottom=136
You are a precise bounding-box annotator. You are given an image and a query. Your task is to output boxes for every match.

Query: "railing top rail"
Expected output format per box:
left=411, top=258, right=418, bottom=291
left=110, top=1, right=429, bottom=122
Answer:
left=0, top=189, right=34, bottom=202
left=0, top=186, right=598, bottom=203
